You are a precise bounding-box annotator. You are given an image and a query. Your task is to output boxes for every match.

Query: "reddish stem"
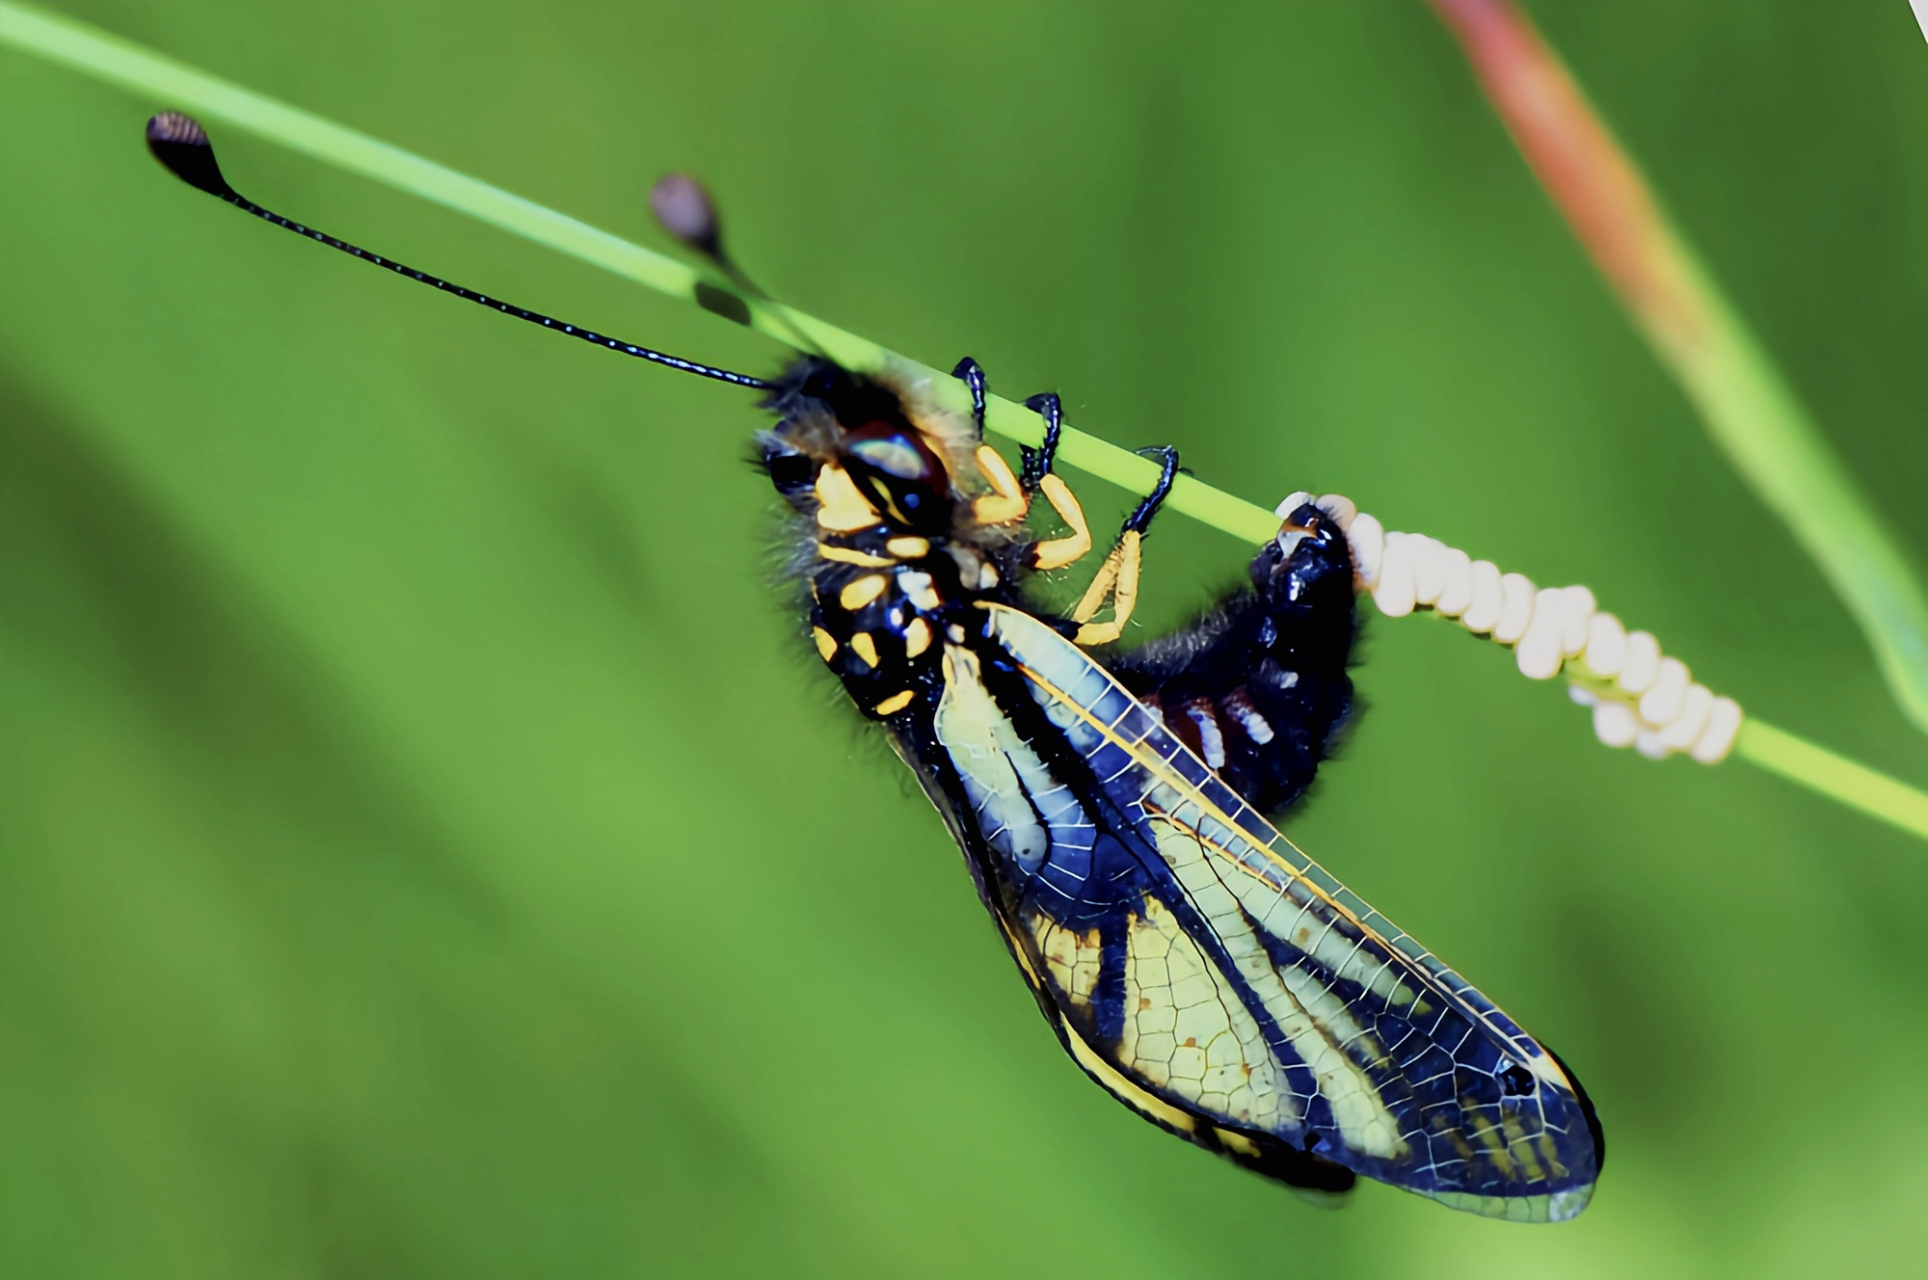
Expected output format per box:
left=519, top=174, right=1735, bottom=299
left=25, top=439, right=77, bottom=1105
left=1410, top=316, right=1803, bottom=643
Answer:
left=1429, top=0, right=1707, bottom=355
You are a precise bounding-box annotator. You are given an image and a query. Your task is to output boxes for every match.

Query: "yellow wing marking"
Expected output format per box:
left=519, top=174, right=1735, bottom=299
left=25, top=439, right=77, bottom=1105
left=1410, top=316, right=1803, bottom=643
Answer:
left=1122, top=898, right=1297, bottom=1133
left=991, top=909, right=1198, bottom=1137
left=982, top=609, right=1375, bottom=927
left=1010, top=653, right=1417, bottom=978
left=1062, top=1017, right=1201, bottom=1137
left=934, top=646, right=1068, bottom=869
left=1031, top=917, right=1103, bottom=1013
left=1152, top=811, right=1423, bottom=1014
left=991, top=913, right=1047, bottom=990
left=1141, top=823, right=1403, bottom=1157
left=984, top=603, right=1527, bottom=1052
left=1500, top=1112, right=1550, bottom=1184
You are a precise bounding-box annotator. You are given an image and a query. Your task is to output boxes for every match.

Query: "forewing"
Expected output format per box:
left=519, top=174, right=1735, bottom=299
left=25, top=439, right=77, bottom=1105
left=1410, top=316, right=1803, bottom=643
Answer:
left=908, top=602, right=1600, bottom=1223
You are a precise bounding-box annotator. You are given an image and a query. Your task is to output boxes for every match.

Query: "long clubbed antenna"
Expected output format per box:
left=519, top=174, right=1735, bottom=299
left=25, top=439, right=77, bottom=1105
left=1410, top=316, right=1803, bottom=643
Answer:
left=144, top=112, right=771, bottom=390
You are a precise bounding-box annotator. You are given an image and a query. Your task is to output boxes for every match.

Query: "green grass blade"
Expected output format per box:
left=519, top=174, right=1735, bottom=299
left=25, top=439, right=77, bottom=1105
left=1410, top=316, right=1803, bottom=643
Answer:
left=1736, top=719, right=1928, bottom=842
left=0, top=0, right=1271, bottom=543
left=5, top=0, right=1924, bottom=845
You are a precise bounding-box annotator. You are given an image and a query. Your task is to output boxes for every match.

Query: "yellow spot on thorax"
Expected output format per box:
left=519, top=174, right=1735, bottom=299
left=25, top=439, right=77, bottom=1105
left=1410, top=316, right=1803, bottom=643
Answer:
left=849, top=632, right=880, bottom=668
left=898, top=571, right=943, bottom=612
left=818, top=543, right=894, bottom=568
left=947, top=545, right=1000, bottom=592
left=903, top=617, right=933, bottom=658
left=873, top=689, right=915, bottom=716
left=838, top=574, right=889, bottom=611
left=885, top=536, right=930, bottom=559
left=815, top=464, right=881, bottom=532
left=812, top=627, right=838, bottom=662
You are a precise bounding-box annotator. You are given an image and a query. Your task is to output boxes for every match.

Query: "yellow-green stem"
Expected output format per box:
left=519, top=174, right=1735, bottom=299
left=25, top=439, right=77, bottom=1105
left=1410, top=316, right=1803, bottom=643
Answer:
left=1736, top=720, right=1928, bottom=842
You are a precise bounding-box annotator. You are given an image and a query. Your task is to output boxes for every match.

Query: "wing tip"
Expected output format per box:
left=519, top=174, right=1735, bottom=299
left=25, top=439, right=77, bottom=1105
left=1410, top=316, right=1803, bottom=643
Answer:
left=1542, top=1042, right=1607, bottom=1177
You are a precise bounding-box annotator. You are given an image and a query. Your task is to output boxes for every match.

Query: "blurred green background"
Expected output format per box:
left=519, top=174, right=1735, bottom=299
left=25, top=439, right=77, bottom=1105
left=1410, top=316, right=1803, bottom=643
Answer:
left=6, top=2, right=1928, bottom=1275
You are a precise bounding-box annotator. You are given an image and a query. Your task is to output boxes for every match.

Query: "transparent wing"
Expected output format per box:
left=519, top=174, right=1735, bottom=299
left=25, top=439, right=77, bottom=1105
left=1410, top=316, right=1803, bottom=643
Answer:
left=904, top=602, right=1601, bottom=1223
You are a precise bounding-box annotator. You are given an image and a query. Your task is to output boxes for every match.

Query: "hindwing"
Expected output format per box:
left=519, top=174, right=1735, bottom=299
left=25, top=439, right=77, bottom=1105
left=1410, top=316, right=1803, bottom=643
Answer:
left=894, top=602, right=1601, bottom=1223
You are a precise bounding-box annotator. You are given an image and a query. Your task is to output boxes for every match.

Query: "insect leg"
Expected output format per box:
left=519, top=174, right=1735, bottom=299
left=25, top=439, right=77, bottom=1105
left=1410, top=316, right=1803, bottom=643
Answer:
left=948, top=359, right=1034, bottom=524
left=1020, top=393, right=1065, bottom=490
left=950, top=357, right=988, bottom=438
left=1028, top=474, right=1095, bottom=571
left=970, top=442, right=1030, bottom=525
left=1067, top=447, right=1180, bottom=646
left=1123, top=446, right=1180, bottom=536
left=1068, top=537, right=1138, bottom=644
left=961, top=383, right=1091, bottom=559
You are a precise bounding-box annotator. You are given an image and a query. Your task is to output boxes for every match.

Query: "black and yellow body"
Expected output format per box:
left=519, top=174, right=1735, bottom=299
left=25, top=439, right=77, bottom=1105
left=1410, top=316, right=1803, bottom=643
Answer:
left=144, top=115, right=1602, bottom=1223
left=760, top=357, right=1604, bottom=1223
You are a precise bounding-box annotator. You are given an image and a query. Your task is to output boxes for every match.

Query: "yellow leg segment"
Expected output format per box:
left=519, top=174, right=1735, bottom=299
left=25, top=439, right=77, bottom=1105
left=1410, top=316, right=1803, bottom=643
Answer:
left=1028, top=473, right=1094, bottom=571
left=971, top=445, right=1028, bottom=525
left=1070, top=542, right=1123, bottom=623
left=1070, top=529, right=1143, bottom=646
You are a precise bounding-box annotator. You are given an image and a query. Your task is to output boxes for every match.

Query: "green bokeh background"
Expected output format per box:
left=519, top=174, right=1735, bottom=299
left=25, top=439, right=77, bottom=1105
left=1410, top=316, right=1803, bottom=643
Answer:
left=6, top=2, right=1928, bottom=1275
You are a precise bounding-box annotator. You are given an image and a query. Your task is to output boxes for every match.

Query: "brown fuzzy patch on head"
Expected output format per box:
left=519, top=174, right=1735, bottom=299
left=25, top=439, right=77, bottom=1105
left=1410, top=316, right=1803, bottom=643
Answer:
left=767, top=391, right=845, bottom=461
left=763, top=359, right=977, bottom=477
left=759, top=356, right=1041, bottom=551
left=866, top=365, right=984, bottom=496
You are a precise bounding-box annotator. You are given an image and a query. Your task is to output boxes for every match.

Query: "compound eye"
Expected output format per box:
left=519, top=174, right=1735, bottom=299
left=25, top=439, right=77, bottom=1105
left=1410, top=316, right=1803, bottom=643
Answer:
left=843, top=420, right=943, bottom=481
left=764, top=449, right=815, bottom=496
left=839, top=420, right=954, bottom=533
left=847, top=432, right=930, bottom=480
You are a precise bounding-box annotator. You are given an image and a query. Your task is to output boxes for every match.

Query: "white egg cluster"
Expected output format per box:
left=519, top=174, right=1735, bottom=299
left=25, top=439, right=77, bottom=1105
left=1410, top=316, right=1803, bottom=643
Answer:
left=1276, top=492, right=1742, bottom=764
